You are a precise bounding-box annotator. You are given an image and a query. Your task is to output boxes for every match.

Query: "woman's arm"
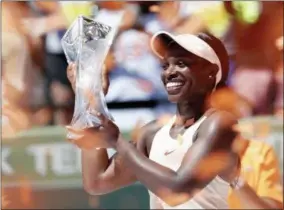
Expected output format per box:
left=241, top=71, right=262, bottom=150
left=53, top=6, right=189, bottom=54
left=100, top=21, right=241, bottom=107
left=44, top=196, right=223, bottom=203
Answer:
left=66, top=63, right=137, bottom=195
left=116, top=111, right=238, bottom=207
left=66, top=63, right=161, bottom=196
left=81, top=146, right=136, bottom=195
left=80, top=121, right=160, bottom=195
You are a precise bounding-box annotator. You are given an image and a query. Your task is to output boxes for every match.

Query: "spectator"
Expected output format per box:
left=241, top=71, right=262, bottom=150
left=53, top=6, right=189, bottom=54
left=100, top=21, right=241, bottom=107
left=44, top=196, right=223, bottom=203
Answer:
left=105, top=50, right=155, bottom=102
left=113, top=29, right=166, bottom=99
left=2, top=2, right=46, bottom=109
left=225, top=1, right=283, bottom=69
left=2, top=2, right=49, bottom=132
left=2, top=80, right=31, bottom=138
left=22, top=1, right=95, bottom=125
left=143, top=1, right=181, bottom=34
left=228, top=1, right=283, bottom=115
left=97, top=1, right=139, bottom=31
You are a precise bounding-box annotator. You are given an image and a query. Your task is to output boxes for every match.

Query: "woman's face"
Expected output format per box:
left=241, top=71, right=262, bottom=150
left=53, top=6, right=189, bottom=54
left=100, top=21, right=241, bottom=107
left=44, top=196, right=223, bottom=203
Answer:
left=161, top=43, right=217, bottom=103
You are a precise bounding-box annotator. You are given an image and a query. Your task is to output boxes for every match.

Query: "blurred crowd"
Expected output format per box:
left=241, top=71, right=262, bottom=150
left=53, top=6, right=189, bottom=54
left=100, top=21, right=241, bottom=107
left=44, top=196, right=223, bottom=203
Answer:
left=2, top=1, right=283, bottom=137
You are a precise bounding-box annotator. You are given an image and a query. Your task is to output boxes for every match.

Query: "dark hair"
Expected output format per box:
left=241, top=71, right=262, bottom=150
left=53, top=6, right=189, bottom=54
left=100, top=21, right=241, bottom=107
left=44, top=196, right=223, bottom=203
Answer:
left=197, top=33, right=229, bottom=89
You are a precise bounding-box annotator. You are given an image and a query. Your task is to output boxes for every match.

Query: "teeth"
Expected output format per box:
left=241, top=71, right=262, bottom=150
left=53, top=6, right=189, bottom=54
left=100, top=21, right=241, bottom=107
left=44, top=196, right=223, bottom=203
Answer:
left=166, top=82, right=183, bottom=88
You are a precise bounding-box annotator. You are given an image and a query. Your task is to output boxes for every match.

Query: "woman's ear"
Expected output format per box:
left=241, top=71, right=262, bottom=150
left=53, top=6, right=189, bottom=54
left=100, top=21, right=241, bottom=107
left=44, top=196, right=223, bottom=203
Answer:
left=206, top=64, right=219, bottom=91
left=208, top=64, right=219, bottom=78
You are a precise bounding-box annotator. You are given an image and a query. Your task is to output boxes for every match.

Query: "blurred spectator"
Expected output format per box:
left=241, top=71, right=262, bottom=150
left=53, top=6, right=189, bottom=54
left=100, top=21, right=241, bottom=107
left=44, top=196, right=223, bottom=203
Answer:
left=227, top=1, right=283, bottom=115
left=113, top=29, right=166, bottom=99
left=135, top=1, right=159, bottom=28
left=2, top=80, right=31, bottom=138
left=105, top=50, right=155, bottom=102
left=225, top=1, right=283, bottom=69
left=97, top=1, right=126, bottom=10
left=23, top=1, right=141, bottom=125
left=23, top=1, right=95, bottom=125
left=143, top=1, right=181, bottom=34
left=2, top=2, right=46, bottom=109
left=39, top=1, right=85, bottom=125
left=2, top=1, right=50, bottom=135
left=175, top=1, right=230, bottom=36
left=231, top=67, right=276, bottom=115
left=97, top=1, right=139, bottom=31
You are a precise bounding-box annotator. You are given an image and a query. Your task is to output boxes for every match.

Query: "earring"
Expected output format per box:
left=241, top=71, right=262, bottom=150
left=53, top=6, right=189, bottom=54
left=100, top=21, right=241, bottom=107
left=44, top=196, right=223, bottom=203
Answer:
left=209, top=75, right=213, bottom=79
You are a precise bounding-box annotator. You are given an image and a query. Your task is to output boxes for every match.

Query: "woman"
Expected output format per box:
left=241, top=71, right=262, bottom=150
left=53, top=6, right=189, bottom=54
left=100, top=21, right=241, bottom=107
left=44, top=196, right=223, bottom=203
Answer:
left=67, top=32, right=282, bottom=209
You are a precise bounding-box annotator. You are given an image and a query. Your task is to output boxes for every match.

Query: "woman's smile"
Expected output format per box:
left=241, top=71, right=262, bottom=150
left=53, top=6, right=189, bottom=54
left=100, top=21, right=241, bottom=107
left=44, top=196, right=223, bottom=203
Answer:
left=166, top=79, right=185, bottom=94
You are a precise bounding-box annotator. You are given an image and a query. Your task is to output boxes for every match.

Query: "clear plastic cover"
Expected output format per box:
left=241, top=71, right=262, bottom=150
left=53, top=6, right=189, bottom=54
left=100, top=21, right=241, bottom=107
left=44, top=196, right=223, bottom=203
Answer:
left=61, top=14, right=122, bottom=141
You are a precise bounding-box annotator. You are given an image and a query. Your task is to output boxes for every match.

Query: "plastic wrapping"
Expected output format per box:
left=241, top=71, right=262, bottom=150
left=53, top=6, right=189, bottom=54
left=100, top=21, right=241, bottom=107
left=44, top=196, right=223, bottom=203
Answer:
left=61, top=13, right=122, bottom=141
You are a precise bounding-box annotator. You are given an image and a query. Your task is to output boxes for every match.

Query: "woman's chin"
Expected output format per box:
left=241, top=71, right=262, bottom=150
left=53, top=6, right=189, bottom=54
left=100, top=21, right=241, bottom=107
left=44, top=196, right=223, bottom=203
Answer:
left=168, top=94, right=181, bottom=103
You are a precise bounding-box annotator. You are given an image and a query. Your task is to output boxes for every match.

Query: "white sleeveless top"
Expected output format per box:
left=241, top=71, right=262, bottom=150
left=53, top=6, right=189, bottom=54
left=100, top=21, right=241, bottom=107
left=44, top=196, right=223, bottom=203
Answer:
left=148, top=116, right=230, bottom=209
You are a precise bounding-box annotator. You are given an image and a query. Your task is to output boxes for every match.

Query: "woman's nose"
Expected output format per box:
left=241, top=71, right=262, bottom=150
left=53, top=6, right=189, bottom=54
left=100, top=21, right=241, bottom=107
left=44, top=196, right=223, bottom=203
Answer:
left=165, top=70, right=178, bottom=81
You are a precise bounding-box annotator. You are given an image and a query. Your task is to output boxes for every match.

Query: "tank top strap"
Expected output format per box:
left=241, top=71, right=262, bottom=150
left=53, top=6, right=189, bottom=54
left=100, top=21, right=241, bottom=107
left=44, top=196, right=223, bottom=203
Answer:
left=163, top=115, right=176, bottom=129
left=162, top=109, right=218, bottom=139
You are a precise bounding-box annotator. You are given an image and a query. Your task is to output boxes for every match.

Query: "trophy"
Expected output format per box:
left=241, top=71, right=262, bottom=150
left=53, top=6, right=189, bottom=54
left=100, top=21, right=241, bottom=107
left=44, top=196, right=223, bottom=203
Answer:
left=61, top=14, right=122, bottom=143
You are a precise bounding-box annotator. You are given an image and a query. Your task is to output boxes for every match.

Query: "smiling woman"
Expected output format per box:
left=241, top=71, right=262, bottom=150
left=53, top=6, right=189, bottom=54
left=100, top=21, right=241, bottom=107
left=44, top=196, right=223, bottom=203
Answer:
left=66, top=31, right=282, bottom=210
left=150, top=32, right=229, bottom=106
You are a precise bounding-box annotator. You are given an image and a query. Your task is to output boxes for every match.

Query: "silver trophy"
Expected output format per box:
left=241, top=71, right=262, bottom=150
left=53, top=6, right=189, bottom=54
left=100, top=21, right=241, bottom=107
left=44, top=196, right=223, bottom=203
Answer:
left=61, top=15, right=121, bottom=142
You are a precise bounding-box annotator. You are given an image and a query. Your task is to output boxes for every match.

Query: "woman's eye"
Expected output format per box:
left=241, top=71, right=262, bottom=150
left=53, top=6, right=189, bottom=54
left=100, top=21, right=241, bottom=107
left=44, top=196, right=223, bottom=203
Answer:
left=177, top=61, right=186, bottom=68
left=161, top=63, right=169, bottom=70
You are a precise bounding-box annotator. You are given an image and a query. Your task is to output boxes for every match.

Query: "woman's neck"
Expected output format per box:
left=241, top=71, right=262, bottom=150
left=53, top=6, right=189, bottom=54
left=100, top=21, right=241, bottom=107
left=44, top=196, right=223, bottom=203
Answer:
left=175, top=97, right=206, bottom=126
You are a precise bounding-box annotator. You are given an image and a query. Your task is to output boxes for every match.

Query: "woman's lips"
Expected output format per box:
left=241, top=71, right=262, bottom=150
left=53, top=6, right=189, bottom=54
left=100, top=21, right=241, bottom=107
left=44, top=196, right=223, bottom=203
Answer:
left=166, top=81, right=184, bottom=94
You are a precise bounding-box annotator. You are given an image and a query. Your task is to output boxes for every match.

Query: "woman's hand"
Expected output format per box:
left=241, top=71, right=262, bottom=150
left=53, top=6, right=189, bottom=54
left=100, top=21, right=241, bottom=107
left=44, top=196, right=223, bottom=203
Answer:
left=66, top=63, right=76, bottom=91
left=66, top=63, right=110, bottom=95
left=66, top=111, right=120, bottom=150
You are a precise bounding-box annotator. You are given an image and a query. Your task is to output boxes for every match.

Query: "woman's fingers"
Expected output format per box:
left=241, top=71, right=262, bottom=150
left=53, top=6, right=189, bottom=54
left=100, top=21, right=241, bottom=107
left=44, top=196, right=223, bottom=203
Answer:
left=101, top=65, right=109, bottom=95
left=66, top=124, right=104, bottom=138
left=66, top=126, right=85, bottom=135
left=67, top=63, right=75, bottom=74
left=90, top=110, right=108, bottom=125
left=68, top=64, right=76, bottom=78
left=67, top=63, right=76, bottom=91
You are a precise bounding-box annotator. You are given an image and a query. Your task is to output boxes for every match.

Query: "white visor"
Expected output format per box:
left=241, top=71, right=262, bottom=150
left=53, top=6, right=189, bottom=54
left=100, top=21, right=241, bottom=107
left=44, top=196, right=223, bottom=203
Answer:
left=151, top=31, right=222, bottom=86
